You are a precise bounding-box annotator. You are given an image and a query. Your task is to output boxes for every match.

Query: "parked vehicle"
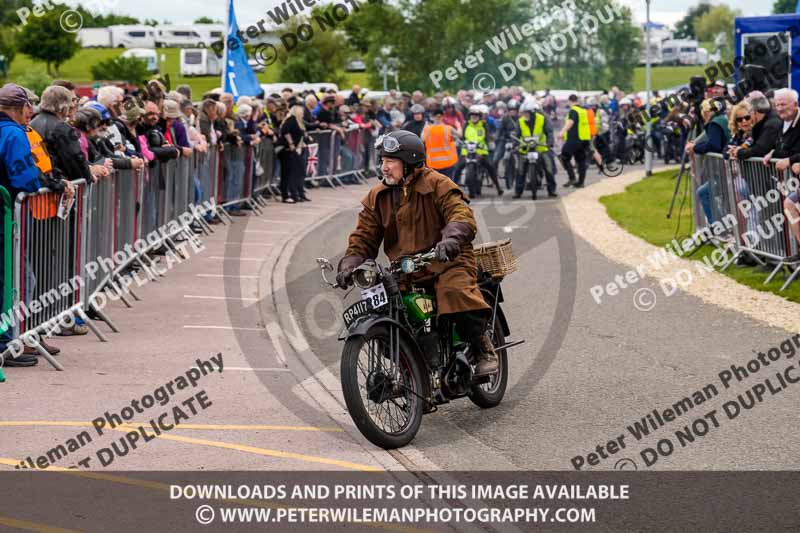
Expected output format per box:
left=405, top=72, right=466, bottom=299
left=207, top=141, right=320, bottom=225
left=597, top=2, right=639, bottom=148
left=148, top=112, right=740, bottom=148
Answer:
left=121, top=48, right=159, bottom=74
left=661, top=39, right=700, bottom=65
left=155, top=25, right=204, bottom=48
left=79, top=28, right=112, bottom=48
left=180, top=49, right=222, bottom=76
left=193, top=24, right=226, bottom=47
left=110, top=25, right=157, bottom=49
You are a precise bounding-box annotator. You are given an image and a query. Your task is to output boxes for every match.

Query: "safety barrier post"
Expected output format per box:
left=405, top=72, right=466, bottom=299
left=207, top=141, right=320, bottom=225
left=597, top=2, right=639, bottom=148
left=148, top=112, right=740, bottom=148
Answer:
left=0, top=186, right=11, bottom=380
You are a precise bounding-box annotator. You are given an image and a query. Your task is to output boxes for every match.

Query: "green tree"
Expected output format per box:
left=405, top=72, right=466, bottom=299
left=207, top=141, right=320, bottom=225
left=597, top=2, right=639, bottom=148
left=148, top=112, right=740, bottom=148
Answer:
left=532, top=0, right=641, bottom=91
left=0, top=0, right=33, bottom=26
left=0, top=29, right=17, bottom=77
left=276, top=9, right=348, bottom=84
left=394, top=0, right=535, bottom=91
left=90, top=56, right=149, bottom=83
left=695, top=5, right=740, bottom=60
left=773, top=0, right=795, bottom=14
left=598, top=2, right=642, bottom=91
left=69, top=6, right=139, bottom=27
left=16, top=68, right=52, bottom=96
left=144, top=19, right=159, bottom=26
left=674, top=1, right=711, bottom=39
left=194, top=17, right=222, bottom=24
left=16, top=5, right=80, bottom=75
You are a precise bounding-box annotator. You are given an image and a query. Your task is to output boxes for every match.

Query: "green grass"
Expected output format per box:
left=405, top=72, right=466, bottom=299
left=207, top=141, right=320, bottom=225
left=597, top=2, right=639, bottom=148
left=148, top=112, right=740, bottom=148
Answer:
left=5, top=48, right=711, bottom=95
left=632, top=65, right=700, bottom=92
left=600, top=170, right=800, bottom=304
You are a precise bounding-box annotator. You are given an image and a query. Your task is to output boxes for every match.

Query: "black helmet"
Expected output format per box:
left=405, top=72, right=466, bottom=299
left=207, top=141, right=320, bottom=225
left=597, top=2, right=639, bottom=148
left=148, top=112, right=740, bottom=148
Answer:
left=375, top=130, right=425, bottom=166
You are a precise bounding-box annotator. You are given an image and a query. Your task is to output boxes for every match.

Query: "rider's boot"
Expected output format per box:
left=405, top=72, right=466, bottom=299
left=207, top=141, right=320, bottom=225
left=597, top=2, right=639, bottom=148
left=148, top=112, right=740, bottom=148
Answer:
left=472, top=333, right=499, bottom=376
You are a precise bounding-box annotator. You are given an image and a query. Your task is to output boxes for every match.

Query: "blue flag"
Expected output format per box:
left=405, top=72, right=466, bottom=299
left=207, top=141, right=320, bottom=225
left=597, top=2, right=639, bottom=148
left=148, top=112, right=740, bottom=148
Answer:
left=223, top=0, right=261, bottom=100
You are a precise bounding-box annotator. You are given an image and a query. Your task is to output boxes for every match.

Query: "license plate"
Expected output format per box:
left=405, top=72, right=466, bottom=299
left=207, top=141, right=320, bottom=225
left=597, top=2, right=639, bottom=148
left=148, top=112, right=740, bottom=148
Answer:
left=528, top=152, right=539, bottom=162
left=341, top=284, right=388, bottom=328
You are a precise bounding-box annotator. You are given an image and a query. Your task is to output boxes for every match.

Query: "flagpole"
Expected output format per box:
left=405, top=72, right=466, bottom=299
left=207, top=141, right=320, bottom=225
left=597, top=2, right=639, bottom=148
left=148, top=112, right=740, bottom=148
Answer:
left=221, top=0, right=230, bottom=91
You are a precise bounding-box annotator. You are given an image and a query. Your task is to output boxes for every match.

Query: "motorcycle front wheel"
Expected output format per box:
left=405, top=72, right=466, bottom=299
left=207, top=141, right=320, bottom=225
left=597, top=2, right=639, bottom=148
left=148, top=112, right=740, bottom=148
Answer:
left=341, top=325, right=425, bottom=449
left=468, top=318, right=509, bottom=408
left=465, top=164, right=479, bottom=197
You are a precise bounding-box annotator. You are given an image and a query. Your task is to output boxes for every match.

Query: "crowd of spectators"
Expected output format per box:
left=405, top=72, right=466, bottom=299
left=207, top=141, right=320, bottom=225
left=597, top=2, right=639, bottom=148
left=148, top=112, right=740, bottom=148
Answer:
left=2, top=73, right=799, bottom=367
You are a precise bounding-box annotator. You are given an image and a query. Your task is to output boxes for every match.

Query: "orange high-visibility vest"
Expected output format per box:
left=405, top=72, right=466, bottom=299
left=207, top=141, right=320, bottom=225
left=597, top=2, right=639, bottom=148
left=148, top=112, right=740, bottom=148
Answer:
left=26, top=127, right=52, bottom=174
left=423, top=124, right=458, bottom=169
left=25, top=127, right=58, bottom=220
left=586, top=108, right=597, bottom=137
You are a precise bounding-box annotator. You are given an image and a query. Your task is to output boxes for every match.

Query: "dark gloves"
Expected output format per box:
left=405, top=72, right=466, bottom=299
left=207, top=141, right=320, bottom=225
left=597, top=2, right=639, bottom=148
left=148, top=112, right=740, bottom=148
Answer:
left=336, top=255, right=364, bottom=288
left=434, top=238, right=461, bottom=262
left=434, top=222, right=474, bottom=262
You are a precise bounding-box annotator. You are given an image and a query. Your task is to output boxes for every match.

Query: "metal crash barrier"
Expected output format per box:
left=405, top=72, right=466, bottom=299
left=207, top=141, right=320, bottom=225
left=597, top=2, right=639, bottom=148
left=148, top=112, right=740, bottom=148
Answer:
left=692, top=152, right=800, bottom=290
left=3, top=135, right=372, bottom=371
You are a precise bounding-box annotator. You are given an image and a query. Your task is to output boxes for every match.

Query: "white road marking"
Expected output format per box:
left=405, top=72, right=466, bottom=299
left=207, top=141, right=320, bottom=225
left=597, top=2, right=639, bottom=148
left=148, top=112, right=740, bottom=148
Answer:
left=183, top=295, right=259, bottom=302
left=196, top=274, right=260, bottom=279
left=206, top=256, right=265, bottom=261
left=183, top=325, right=264, bottom=331
left=223, top=367, right=291, bottom=372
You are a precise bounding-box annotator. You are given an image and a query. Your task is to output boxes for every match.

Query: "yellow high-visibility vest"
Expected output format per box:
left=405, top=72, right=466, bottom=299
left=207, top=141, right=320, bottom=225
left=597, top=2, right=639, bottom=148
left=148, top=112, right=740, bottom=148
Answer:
left=518, top=114, right=549, bottom=154
left=565, top=105, right=591, bottom=141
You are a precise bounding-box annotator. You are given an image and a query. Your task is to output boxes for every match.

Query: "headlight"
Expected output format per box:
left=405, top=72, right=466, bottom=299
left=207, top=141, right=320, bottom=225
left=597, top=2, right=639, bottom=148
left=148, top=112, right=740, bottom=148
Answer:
left=353, top=263, right=379, bottom=288
left=400, top=257, right=416, bottom=274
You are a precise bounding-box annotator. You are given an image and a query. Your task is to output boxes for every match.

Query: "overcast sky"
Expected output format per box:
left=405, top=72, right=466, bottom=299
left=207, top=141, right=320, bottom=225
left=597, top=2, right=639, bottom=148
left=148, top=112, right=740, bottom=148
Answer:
left=63, top=0, right=771, bottom=29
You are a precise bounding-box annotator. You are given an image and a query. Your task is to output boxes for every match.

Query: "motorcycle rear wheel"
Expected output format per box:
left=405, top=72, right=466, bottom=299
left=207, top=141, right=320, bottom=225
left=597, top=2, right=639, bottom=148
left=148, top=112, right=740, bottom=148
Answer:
left=341, top=325, right=425, bottom=449
left=601, top=158, right=624, bottom=177
left=468, top=319, right=509, bottom=408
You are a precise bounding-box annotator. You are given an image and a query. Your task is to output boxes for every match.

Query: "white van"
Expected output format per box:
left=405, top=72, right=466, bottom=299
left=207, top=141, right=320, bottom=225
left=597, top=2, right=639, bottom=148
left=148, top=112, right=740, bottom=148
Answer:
left=121, top=48, right=159, bottom=73
left=155, top=25, right=204, bottom=48
left=110, top=25, right=157, bottom=49
left=180, top=49, right=222, bottom=76
left=661, top=39, right=700, bottom=65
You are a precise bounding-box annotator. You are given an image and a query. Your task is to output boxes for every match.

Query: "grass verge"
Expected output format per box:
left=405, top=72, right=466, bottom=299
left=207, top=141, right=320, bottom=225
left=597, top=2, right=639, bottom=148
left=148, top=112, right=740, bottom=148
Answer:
left=599, top=169, right=800, bottom=303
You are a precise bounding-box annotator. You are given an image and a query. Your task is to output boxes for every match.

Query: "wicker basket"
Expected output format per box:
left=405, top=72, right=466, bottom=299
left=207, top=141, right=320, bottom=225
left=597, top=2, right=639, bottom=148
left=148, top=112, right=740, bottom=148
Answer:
left=474, top=239, right=518, bottom=279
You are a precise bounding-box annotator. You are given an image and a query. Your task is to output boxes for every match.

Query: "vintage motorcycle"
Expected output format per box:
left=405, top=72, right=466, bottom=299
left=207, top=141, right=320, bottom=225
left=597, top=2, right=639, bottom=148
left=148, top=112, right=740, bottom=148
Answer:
left=510, top=134, right=547, bottom=198
left=316, top=246, right=523, bottom=449
left=459, top=140, right=488, bottom=198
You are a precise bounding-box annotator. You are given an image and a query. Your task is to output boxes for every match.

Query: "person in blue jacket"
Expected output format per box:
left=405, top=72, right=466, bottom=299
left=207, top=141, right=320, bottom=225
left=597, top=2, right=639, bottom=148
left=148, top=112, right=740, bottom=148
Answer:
left=686, top=99, right=731, bottom=226
left=0, top=84, right=44, bottom=366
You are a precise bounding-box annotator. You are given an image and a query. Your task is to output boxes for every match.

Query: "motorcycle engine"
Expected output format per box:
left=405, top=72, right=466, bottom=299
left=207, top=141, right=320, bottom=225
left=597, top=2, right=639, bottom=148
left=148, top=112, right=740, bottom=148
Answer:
left=417, top=330, right=442, bottom=369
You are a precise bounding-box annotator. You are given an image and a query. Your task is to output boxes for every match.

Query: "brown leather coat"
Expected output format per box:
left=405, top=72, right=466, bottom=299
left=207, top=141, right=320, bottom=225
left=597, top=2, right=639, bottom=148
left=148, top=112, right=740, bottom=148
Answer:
left=344, top=167, right=489, bottom=315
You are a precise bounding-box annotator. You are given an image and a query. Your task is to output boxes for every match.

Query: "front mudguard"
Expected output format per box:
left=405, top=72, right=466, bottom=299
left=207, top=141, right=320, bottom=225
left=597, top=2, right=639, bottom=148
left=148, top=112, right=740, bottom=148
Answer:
left=338, top=314, right=433, bottom=400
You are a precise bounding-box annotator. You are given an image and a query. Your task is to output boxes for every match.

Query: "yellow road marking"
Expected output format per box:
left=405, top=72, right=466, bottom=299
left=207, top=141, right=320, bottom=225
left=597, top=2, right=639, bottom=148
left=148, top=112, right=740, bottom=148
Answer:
left=0, top=421, right=342, bottom=432
left=114, top=430, right=381, bottom=472
left=0, top=515, right=83, bottom=533
left=0, top=457, right=430, bottom=533
left=0, top=422, right=376, bottom=471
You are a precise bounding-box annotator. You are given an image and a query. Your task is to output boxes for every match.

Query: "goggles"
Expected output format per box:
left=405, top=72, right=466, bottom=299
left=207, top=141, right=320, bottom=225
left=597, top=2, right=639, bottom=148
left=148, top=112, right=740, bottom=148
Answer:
left=375, top=134, right=400, bottom=153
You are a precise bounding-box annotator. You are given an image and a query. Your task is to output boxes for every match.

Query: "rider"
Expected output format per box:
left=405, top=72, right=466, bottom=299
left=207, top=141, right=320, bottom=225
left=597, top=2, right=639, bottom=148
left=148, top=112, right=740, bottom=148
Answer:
left=494, top=100, right=520, bottom=189
left=452, top=105, right=503, bottom=197
left=516, top=100, right=557, bottom=199
left=336, top=130, right=499, bottom=377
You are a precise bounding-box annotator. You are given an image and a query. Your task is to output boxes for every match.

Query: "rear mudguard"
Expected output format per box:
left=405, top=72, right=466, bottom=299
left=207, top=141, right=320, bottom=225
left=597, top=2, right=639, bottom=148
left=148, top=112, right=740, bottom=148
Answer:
left=479, top=283, right=511, bottom=338
left=339, top=315, right=433, bottom=401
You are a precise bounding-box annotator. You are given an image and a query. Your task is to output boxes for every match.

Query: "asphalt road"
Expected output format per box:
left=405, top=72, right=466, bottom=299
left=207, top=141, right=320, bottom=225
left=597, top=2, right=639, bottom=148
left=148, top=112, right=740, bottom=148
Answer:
left=287, top=164, right=800, bottom=471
